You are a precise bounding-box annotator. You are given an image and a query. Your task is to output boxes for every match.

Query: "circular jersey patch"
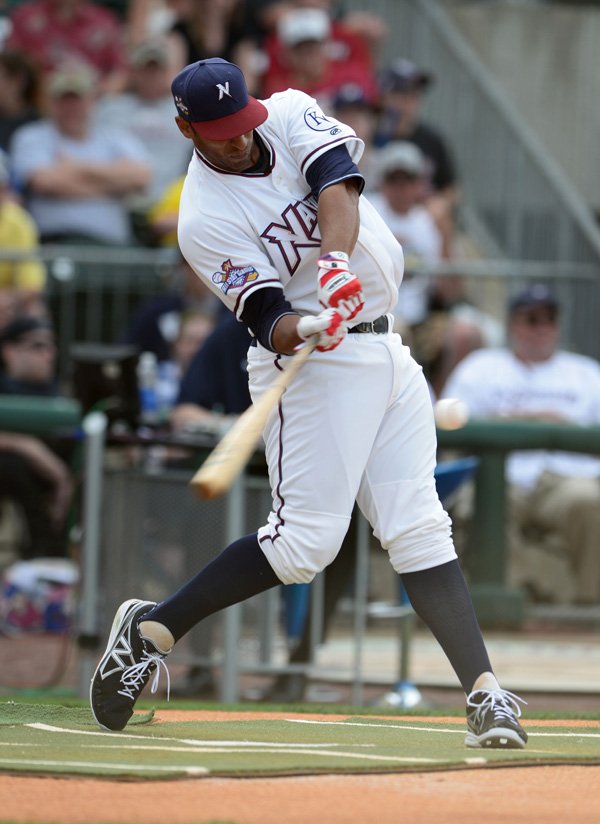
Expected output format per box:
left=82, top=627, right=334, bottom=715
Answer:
left=303, top=106, right=335, bottom=131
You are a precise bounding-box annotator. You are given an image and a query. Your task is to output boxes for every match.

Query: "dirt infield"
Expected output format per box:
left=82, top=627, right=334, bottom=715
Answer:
left=2, top=710, right=599, bottom=824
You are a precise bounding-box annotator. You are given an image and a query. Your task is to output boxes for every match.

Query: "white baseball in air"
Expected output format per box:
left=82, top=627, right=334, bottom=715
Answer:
left=434, top=398, right=469, bottom=430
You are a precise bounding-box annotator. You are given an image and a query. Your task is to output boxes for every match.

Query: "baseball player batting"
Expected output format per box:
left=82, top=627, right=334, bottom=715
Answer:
left=90, top=58, right=527, bottom=749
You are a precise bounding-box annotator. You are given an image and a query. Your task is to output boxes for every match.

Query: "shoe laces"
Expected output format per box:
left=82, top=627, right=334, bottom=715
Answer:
left=467, top=688, right=527, bottom=722
left=117, top=649, right=171, bottom=701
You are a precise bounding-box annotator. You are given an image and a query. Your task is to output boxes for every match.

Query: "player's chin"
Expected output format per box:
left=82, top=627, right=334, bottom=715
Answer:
left=227, top=154, right=252, bottom=171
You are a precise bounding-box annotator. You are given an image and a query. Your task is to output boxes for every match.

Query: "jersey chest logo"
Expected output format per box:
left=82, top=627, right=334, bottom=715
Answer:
left=261, top=196, right=320, bottom=275
left=212, top=259, right=259, bottom=293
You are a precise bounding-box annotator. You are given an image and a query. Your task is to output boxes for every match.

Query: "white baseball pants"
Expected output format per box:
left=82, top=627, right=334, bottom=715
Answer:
left=247, top=328, right=456, bottom=584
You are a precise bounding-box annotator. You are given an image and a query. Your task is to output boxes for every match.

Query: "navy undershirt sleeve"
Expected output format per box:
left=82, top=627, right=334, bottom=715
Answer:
left=241, top=287, right=296, bottom=352
left=305, top=145, right=365, bottom=199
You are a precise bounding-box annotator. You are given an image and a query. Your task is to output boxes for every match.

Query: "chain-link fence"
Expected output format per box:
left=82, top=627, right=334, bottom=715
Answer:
left=97, top=459, right=276, bottom=685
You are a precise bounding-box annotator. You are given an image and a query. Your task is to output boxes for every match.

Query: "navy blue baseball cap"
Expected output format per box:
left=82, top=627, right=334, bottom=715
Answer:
left=508, top=284, right=559, bottom=314
left=171, top=58, right=268, bottom=140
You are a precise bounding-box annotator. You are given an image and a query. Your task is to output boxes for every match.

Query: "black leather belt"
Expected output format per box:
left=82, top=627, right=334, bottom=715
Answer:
left=348, top=315, right=390, bottom=334
left=250, top=314, right=390, bottom=347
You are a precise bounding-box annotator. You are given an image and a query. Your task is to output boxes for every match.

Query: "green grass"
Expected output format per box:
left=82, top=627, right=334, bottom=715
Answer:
left=1, top=701, right=599, bottom=779
left=2, top=692, right=599, bottom=721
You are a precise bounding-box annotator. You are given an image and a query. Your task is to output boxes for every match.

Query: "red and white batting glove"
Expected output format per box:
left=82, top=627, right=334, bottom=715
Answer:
left=317, top=251, right=364, bottom=321
left=297, top=308, right=347, bottom=352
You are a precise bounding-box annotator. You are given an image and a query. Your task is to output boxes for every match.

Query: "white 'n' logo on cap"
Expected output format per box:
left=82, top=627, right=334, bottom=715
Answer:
left=216, top=82, right=232, bottom=101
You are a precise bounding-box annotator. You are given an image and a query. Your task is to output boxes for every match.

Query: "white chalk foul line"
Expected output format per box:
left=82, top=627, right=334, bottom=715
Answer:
left=27, top=723, right=365, bottom=748
left=0, top=757, right=207, bottom=775
left=287, top=719, right=464, bottom=735
left=286, top=719, right=600, bottom=739
left=24, top=723, right=439, bottom=764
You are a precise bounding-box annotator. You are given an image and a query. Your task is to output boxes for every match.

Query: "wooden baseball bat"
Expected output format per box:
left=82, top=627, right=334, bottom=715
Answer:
left=190, top=341, right=316, bottom=500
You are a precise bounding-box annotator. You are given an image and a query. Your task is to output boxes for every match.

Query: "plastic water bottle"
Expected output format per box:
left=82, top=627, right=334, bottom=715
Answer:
left=137, top=351, right=159, bottom=426
left=156, top=360, right=180, bottom=417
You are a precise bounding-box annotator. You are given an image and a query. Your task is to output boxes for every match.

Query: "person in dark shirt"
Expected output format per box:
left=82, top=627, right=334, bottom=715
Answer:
left=0, top=316, right=72, bottom=559
left=170, top=312, right=252, bottom=434
left=0, top=50, right=43, bottom=154
left=122, top=259, right=220, bottom=363
left=374, top=58, right=459, bottom=259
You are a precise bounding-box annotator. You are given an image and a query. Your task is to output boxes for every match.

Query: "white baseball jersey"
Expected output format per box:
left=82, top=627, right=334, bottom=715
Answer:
left=443, top=348, right=600, bottom=489
left=177, top=88, right=455, bottom=584
left=177, top=89, right=404, bottom=322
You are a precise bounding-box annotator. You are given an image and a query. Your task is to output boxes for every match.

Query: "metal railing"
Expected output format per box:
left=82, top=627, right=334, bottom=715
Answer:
left=3, top=245, right=598, bottom=369
left=1, top=245, right=179, bottom=381
left=45, top=246, right=178, bottom=380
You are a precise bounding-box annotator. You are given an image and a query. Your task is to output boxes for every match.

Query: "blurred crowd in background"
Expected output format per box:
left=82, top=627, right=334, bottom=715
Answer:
left=1, top=1, right=599, bottom=632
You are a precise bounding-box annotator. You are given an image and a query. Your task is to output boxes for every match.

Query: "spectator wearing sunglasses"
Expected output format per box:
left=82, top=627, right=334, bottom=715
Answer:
left=0, top=316, right=73, bottom=560
left=442, top=284, right=600, bottom=605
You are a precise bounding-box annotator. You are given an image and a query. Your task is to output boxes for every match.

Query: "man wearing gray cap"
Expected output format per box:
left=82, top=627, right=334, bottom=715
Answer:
left=96, top=40, right=192, bottom=211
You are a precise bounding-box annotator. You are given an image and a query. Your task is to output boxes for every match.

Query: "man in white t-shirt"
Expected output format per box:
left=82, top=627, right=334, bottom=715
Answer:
left=443, top=284, right=600, bottom=603
left=368, top=140, right=443, bottom=327
left=369, top=141, right=503, bottom=395
left=10, top=61, right=152, bottom=245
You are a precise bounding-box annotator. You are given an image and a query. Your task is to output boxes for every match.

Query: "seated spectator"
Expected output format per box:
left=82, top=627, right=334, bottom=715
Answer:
left=0, top=316, right=73, bottom=559
left=153, top=307, right=217, bottom=417
left=0, top=151, right=47, bottom=318
left=146, top=174, right=184, bottom=247
left=95, top=37, right=192, bottom=233
left=442, top=284, right=600, bottom=604
left=7, top=0, right=129, bottom=94
left=169, top=310, right=252, bottom=434
left=420, top=279, right=505, bottom=399
left=369, top=141, right=501, bottom=396
left=250, top=0, right=387, bottom=55
left=260, top=6, right=378, bottom=110
left=374, top=58, right=459, bottom=257
left=122, top=258, right=221, bottom=363
left=9, top=61, right=152, bottom=245
left=0, top=290, right=18, bottom=331
left=167, top=0, right=252, bottom=70
left=0, top=50, right=43, bottom=153
left=125, top=0, right=180, bottom=46
left=331, top=83, right=380, bottom=190
left=369, top=141, right=446, bottom=329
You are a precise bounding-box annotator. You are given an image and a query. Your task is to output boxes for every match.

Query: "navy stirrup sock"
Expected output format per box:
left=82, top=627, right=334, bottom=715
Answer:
left=401, top=559, right=492, bottom=693
left=146, top=532, right=280, bottom=642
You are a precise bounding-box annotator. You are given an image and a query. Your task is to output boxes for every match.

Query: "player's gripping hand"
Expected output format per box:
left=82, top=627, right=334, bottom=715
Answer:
left=297, top=308, right=347, bottom=352
left=317, top=251, right=364, bottom=321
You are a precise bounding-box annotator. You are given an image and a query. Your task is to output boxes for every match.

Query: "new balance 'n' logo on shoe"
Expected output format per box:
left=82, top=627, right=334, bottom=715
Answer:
left=90, top=599, right=171, bottom=731
left=465, top=688, right=528, bottom=749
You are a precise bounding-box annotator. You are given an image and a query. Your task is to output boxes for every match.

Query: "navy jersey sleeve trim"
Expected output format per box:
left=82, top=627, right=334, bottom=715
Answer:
left=305, top=145, right=365, bottom=199
left=240, top=287, right=296, bottom=352
left=233, top=277, right=282, bottom=317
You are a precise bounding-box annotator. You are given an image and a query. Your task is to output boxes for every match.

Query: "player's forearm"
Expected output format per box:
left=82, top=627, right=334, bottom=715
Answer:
left=271, top=314, right=305, bottom=355
left=317, top=180, right=360, bottom=256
